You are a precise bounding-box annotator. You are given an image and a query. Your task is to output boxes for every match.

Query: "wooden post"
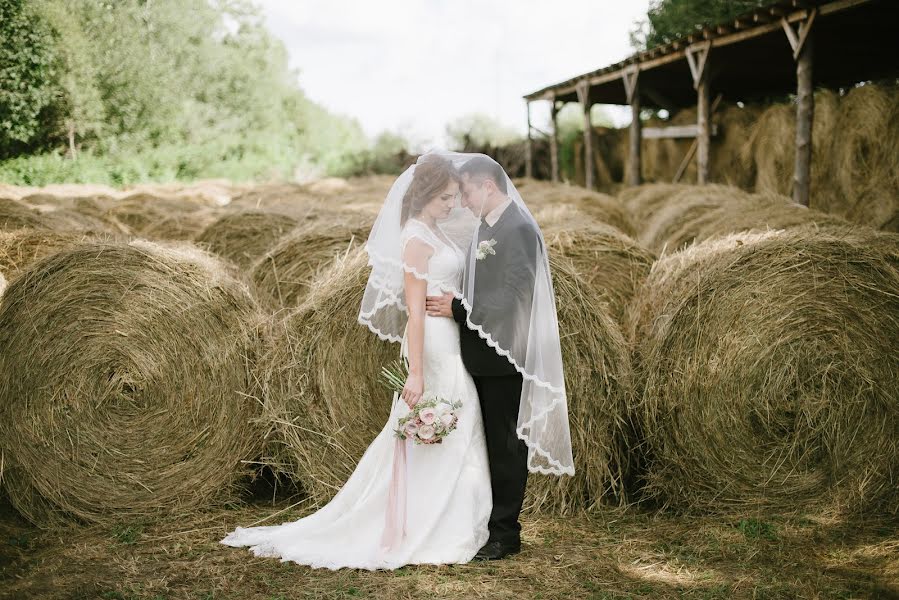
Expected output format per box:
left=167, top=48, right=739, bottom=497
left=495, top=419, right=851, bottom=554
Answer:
left=576, top=81, right=594, bottom=189
left=550, top=99, right=560, bottom=183
left=687, top=40, right=712, bottom=184
left=623, top=66, right=641, bottom=186
left=525, top=101, right=533, bottom=179
left=696, top=69, right=710, bottom=184
left=783, top=9, right=817, bottom=206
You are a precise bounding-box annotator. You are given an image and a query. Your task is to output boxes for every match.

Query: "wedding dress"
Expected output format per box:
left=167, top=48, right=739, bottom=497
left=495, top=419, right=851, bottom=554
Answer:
left=220, top=217, right=492, bottom=570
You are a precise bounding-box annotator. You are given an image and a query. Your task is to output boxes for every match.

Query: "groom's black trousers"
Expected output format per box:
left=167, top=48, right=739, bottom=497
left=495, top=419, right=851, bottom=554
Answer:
left=472, top=372, right=529, bottom=546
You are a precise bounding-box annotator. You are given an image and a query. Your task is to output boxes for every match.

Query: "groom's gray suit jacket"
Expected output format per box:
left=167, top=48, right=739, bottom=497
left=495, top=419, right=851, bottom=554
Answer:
left=451, top=200, right=539, bottom=377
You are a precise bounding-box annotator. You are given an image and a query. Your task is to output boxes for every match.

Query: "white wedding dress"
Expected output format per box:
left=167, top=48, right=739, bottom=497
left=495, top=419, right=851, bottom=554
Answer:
left=220, top=218, right=492, bottom=570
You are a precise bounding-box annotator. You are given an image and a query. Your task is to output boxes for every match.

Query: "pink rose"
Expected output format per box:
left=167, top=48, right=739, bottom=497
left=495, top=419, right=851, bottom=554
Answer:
left=439, top=413, right=454, bottom=427
left=419, top=407, right=437, bottom=425
left=418, top=424, right=435, bottom=440
left=404, top=422, right=419, bottom=436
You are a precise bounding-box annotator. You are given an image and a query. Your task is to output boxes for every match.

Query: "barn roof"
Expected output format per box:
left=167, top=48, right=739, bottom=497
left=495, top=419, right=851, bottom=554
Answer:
left=523, top=0, right=898, bottom=109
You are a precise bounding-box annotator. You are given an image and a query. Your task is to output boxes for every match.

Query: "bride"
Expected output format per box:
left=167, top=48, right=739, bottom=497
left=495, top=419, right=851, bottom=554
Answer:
left=219, top=150, right=575, bottom=571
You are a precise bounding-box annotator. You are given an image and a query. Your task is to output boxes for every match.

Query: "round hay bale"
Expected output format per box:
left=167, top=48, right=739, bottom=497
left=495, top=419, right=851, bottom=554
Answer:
left=822, top=84, right=899, bottom=231
left=39, top=208, right=120, bottom=233
left=626, top=227, right=899, bottom=515
left=105, top=193, right=204, bottom=234
left=521, top=180, right=637, bottom=236
left=665, top=190, right=851, bottom=250
left=259, top=248, right=634, bottom=514
left=0, top=240, right=266, bottom=528
left=196, top=210, right=298, bottom=269
left=636, top=184, right=753, bottom=254
left=250, top=222, right=369, bottom=309
left=142, top=208, right=222, bottom=241
left=0, top=229, right=117, bottom=295
left=542, top=219, right=655, bottom=326
left=617, top=183, right=695, bottom=227
left=0, top=198, right=47, bottom=231
left=741, top=102, right=795, bottom=195
left=710, top=103, right=767, bottom=189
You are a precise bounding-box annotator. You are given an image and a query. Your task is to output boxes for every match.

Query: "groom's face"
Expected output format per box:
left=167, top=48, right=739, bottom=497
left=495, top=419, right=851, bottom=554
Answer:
left=460, top=174, right=489, bottom=218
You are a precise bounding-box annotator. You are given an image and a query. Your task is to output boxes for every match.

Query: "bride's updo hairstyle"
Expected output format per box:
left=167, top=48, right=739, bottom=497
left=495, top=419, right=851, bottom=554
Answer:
left=400, top=155, right=460, bottom=227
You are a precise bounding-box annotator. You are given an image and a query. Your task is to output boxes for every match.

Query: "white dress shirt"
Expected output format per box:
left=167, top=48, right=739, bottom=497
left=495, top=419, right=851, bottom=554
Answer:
left=483, top=196, right=512, bottom=227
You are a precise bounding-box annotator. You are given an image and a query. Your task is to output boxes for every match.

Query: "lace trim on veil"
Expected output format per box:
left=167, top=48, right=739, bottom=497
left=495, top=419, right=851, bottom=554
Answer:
left=358, top=244, right=575, bottom=477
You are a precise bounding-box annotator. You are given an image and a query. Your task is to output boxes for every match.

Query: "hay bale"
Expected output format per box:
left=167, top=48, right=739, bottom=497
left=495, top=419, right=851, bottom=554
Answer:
left=626, top=226, right=899, bottom=515
left=635, top=184, right=753, bottom=254
left=710, top=103, right=767, bottom=189
left=0, top=240, right=265, bottom=528
left=665, top=190, right=851, bottom=250
left=0, top=229, right=116, bottom=294
left=259, top=248, right=634, bottom=514
left=821, top=84, right=899, bottom=231
left=196, top=210, right=298, bottom=269
left=142, top=208, right=222, bottom=241
left=250, top=222, right=369, bottom=309
left=522, top=180, right=637, bottom=237
left=105, top=193, right=204, bottom=234
left=617, top=183, right=695, bottom=227
left=0, top=198, right=47, bottom=231
left=537, top=212, right=655, bottom=325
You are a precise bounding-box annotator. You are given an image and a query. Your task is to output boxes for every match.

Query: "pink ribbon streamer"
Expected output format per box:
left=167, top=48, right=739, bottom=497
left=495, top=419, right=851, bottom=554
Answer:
left=380, top=436, right=407, bottom=553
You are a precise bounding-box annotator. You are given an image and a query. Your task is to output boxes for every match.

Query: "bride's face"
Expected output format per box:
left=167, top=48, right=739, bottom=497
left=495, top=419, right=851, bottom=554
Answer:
left=421, top=180, right=460, bottom=221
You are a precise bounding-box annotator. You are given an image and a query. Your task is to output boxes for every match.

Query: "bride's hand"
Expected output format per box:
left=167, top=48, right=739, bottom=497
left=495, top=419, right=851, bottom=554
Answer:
left=401, top=372, right=424, bottom=409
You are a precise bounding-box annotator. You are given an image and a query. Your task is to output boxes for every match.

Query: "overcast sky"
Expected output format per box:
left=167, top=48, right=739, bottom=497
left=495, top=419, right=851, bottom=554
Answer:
left=256, top=0, right=650, bottom=149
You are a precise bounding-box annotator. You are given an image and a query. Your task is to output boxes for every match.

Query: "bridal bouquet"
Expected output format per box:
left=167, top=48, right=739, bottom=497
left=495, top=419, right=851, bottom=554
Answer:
left=380, top=359, right=462, bottom=445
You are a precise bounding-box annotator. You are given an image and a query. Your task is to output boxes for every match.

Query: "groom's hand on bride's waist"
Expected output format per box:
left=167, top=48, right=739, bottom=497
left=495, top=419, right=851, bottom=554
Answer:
left=425, top=292, right=455, bottom=318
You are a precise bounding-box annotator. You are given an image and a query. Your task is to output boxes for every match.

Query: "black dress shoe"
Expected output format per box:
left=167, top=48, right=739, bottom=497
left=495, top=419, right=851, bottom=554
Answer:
left=473, top=539, right=522, bottom=561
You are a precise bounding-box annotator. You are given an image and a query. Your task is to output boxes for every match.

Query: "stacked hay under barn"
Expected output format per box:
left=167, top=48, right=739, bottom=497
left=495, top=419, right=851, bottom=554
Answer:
left=257, top=248, right=634, bottom=515
left=567, top=83, right=897, bottom=231
left=0, top=240, right=266, bottom=528
left=625, top=226, right=899, bottom=516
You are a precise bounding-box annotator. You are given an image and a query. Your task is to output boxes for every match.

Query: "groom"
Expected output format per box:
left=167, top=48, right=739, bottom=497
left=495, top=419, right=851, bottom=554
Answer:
left=425, top=155, right=538, bottom=561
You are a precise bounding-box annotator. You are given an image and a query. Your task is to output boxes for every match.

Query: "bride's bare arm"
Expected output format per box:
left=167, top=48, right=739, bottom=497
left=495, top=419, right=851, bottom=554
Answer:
left=400, top=237, right=433, bottom=408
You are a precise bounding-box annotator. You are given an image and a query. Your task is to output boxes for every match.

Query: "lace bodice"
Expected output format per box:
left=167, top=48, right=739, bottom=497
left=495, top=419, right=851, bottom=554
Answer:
left=400, top=218, right=465, bottom=295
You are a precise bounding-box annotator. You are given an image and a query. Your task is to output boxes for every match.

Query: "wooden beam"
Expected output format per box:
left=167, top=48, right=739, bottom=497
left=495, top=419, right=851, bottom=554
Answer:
left=673, top=94, right=723, bottom=182
left=523, top=0, right=870, bottom=103
left=642, top=123, right=719, bottom=139
left=550, top=100, right=560, bottom=183
left=685, top=40, right=711, bottom=89
left=781, top=7, right=818, bottom=60
left=623, top=65, right=639, bottom=103
left=625, top=69, right=641, bottom=186
left=793, top=21, right=815, bottom=206
left=696, top=50, right=711, bottom=184
left=576, top=81, right=595, bottom=190
left=525, top=101, right=533, bottom=179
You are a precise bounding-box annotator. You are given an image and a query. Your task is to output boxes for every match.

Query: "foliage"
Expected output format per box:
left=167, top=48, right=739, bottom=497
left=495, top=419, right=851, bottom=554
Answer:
left=0, top=0, right=387, bottom=182
left=0, top=0, right=56, bottom=154
left=630, top=0, right=769, bottom=51
left=446, top=112, right=521, bottom=150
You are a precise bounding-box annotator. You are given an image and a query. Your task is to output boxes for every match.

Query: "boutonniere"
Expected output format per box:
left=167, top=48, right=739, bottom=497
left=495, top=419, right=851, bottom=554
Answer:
left=476, top=239, right=497, bottom=260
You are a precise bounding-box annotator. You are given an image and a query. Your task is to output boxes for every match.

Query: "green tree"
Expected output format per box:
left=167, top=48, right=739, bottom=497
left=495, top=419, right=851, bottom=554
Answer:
left=31, top=0, right=105, bottom=157
left=0, top=0, right=56, bottom=156
left=630, top=0, right=768, bottom=51
left=446, top=112, right=521, bottom=150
